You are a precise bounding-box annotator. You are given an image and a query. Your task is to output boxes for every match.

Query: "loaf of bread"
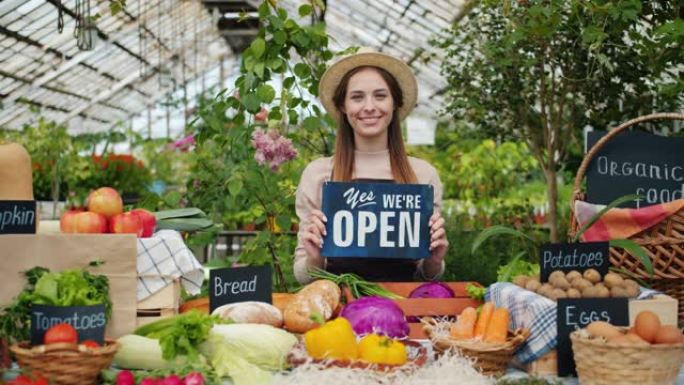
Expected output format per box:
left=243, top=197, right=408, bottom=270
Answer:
left=212, top=301, right=283, bottom=327
left=272, top=293, right=295, bottom=314
left=283, top=279, right=341, bottom=333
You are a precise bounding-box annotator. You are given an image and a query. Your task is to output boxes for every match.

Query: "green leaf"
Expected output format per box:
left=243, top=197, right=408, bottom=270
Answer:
left=267, top=57, right=283, bottom=71
left=302, top=116, right=319, bottom=130
left=276, top=215, right=291, bottom=231
left=298, top=4, right=312, bottom=17
left=156, top=218, right=214, bottom=232
left=471, top=225, right=537, bottom=254
left=154, top=208, right=206, bottom=220
left=610, top=239, right=653, bottom=277
left=573, top=194, right=640, bottom=242
left=241, top=93, right=261, bottom=113
left=250, top=38, right=266, bottom=59
left=256, top=84, right=276, bottom=104
left=497, top=251, right=528, bottom=282
left=258, top=2, right=270, bottom=18
left=228, top=179, right=243, bottom=196
left=294, top=63, right=310, bottom=78
left=254, top=62, right=266, bottom=79
left=273, top=31, right=287, bottom=45
left=313, top=0, right=325, bottom=10
left=283, top=77, right=295, bottom=89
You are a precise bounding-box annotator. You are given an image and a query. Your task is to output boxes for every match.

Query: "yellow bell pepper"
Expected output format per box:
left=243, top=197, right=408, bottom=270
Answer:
left=358, top=334, right=407, bottom=365
left=304, top=317, right=358, bottom=361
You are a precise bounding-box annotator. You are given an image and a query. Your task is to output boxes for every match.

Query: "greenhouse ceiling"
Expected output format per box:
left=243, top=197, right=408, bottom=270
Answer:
left=0, top=0, right=467, bottom=136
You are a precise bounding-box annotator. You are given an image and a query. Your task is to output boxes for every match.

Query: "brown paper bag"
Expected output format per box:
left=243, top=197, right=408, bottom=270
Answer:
left=0, top=234, right=137, bottom=338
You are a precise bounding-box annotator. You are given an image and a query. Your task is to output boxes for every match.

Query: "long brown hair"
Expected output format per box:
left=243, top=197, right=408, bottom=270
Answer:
left=331, top=66, right=417, bottom=183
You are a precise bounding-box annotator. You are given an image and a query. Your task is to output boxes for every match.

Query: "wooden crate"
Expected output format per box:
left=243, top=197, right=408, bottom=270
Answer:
left=343, top=282, right=483, bottom=339
left=136, top=280, right=181, bottom=327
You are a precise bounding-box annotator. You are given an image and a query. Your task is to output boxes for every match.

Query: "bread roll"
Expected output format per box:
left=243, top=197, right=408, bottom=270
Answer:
left=272, top=293, right=295, bottom=314
left=282, top=279, right=341, bottom=333
left=212, top=301, right=283, bottom=327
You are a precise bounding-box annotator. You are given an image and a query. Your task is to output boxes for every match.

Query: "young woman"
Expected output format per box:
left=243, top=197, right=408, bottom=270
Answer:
left=293, top=48, right=448, bottom=284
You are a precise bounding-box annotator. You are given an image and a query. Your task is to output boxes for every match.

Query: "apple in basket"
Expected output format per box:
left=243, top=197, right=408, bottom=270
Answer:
left=131, top=209, right=157, bottom=238
left=110, top=212, right=143, bottom=237
left=87, top=187, right=123, bottom=218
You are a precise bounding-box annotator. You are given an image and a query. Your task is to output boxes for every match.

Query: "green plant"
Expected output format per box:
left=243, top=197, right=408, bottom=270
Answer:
left=432, top=0, right=684, bottom=242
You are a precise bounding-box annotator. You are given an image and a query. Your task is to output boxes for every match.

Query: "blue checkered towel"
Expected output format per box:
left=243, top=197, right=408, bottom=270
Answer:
left=137, top=230, right=204, bottom=301
left=485, top=282, right=659, bottom=364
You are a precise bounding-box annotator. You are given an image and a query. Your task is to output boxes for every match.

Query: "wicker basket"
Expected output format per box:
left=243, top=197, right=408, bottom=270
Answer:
left=568, top=112, right=684, bottom=323
left=9, top=340, right=119, bottom=385
left=570, top=330, right=684, bottom=385
left=423, top=321, right=530, bottom=376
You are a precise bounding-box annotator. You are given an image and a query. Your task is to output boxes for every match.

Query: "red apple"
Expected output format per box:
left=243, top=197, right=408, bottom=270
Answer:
left=88, top=187, right=123, bottom=218
left=74, top=212, right=108, bottom=233
left=131, top=209, right=157, bottom=238
left=60, top=209, right=84, bottom=233
left=110, top=212, right=143, bottom=237
left=254, top=107, right=268, bottom=122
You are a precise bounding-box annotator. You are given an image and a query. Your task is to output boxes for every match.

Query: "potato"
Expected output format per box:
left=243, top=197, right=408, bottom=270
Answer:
left=583, top=269, right=602, bottom=284
left=525, top=279, right=541, bottom=293
left=567, top=288, right=582, bottom=298
left=537, top=283, right=554, bottom=298
left=604, top=272, right=624, bottom=289
left=566, top=270, right=582, bottom=282
left=610, top=286, right=629, bottom=298
left=596, top=285, right=610, bottom=298
left=549, top=270, right=566, bottom=283
left=572, top=278, right=593, bottom=291
left=622, top=279, right=640, bottom=298
left=552, top=277, right=571, bottom=290
left=594, top=282, right=607, bottom=291
left=582, top=286, right=599, bottom=298
left=551, top=288, right=567, bottom=300
left=512, top=275, right=530, bottom=288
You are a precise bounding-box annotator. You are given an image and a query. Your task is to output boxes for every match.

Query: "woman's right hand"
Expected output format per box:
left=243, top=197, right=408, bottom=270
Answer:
left=301, top=209, right=327, bottom=264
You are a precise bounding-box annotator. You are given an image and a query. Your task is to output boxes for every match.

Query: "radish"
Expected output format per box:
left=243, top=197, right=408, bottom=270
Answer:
left=182, top=372, right=204, bottom=385
left=115, top=371, right=135, bottom=385
left=160, top=375, right=182, bottom=385
left=140, top=378, right=159, bottom=385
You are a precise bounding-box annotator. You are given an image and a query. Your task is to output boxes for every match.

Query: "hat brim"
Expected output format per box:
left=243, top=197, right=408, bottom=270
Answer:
left=318, top=51, right=418, bottom=124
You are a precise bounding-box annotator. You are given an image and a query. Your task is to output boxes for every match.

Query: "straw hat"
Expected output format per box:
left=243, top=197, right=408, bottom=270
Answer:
left=318, top=47, right=418, bottom=124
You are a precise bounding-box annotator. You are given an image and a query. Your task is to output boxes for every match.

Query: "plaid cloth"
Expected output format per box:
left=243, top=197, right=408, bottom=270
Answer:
left=574, top=199, right=684, bottom=242
left=137, top=229, right=204, bottom=301
left=486, top=282, right=660, bottom=364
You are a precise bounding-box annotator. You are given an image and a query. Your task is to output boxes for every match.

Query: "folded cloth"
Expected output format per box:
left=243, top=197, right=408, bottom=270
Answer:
left=137, top=229, right=204, bottom=301
left=486, top=282, right=660, bottom=364
left=574, top=199, right=684, bottom=242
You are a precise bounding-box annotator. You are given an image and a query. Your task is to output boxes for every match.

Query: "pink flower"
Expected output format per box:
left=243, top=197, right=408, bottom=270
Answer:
left=251, top=128, right=297, bottom=171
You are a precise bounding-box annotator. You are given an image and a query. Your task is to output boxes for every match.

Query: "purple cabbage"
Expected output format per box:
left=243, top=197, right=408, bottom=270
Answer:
left=340, top=296, right=409, bottom=338
left=408, top=282, right=455, bottom=299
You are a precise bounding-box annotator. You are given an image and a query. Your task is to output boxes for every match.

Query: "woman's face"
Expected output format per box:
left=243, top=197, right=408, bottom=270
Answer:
left=341, top=67, right=395, bottom=144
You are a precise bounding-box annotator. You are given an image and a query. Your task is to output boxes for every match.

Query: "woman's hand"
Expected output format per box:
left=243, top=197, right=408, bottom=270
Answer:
left=424, top=211, right=448, bottom=277
left=302, top=209, right=327, bottom=266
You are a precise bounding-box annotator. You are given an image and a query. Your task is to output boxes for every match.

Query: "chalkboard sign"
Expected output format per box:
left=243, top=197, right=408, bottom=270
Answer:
left=540, top=242, right=610, bottom=282
left=320, top=182, right=433, bottom=259
left=30, top=304, right=106, bottom=346
left=556, top=298, right=629, bottom=376
left=586, top=130, right=684, bottom=208
left=0, top=200, right=36, bottom=234
left=209, top=265, right=272, bottom=313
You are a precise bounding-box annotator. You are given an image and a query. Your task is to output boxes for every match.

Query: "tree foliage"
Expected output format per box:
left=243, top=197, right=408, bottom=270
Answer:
left=432, top=0, right=684, bottom=240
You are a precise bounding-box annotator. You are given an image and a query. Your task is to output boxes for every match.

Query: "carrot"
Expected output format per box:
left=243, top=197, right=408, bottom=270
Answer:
left=473, top=302, right=495, bottom=339
left=450, top=307, right=477, bottom=340
left=484, top=308, right=509, bottom=343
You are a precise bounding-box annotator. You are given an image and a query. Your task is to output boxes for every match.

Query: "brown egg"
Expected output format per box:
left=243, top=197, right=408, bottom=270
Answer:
left=634, top=311, right=661, bottom=343
left=624, top=333, right=650, bottom=346
left=654, top=325, right=684, bottom=344
left=587, top=321, right=621, bottom=340
left=608, top=334, right=630, bottom=345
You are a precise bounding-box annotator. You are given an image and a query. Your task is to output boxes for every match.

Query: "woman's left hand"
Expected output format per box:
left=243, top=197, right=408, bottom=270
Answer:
left=428, top=211, right=448, bottom=263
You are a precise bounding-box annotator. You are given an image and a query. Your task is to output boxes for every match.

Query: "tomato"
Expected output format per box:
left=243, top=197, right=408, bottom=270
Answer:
left=80, top=339, right=100, bottom=348
left=7, top=375, right=33, bottom=385
left=31, top=374, right=48, bottom=385
left=43, top=323, right=78, bottom=345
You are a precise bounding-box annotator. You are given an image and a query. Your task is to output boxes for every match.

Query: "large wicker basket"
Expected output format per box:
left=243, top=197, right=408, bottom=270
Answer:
left=9, top=340, right=119, bottom=385
left=423, top=321, right=529, bottom=376
left=570, top=330, right=684, bottom=385
left=568, top=112, right=684, bottom=323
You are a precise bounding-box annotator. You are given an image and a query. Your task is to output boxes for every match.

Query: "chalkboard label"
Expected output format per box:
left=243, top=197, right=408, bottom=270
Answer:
left=209, top=265, right=272, bottom=313
left=586, top=130, right=684, bottom=208
left=0, top=200, right=36, bottom=234
left=30, top=304, right=106, bottom=346
left=557, top=298, right=629, bottom=377
left=320, top=182, right=433, bottom=259
left=540, top=242, right=610, bottom=282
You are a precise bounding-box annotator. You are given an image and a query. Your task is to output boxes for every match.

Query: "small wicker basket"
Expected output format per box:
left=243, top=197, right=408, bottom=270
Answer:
left=423, top=320, right=529, bottom=376
left=568, top=112, right=684, bottom=323
left=9, top=340, right=119, bottom=385
left=570, top=330, right=684, bottom=385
